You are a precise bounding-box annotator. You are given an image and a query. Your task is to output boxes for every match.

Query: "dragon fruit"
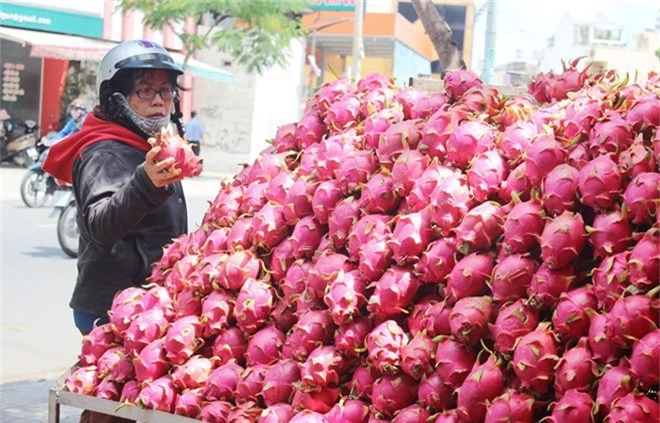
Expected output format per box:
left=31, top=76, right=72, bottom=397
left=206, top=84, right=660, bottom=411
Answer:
left=628, top=228, right=660, bottom=289
left=324, top=270, right=367, bottom=325
left=96, top=346, right=134, bottom=382
left=312, top=179, right=343, bottom=224
left=235, top=365, right=268, bottom=404
left=392, top=404, right=431, bottom=423
left=524, top=134, right=567, bottom=186
left=108, top=287, right=146, bottom=338
left=548, top=389, right=595, bottom=423
left=622, top=172, right=660, bottom=224
left=608, top=294, right=659, bottom=347
left=233, top=278, right=274, bottom=334
left=358, top=238, right=393, bottom=283
left=552, top=286, right=598, bottom=342
left=203, top=360, right=244, bottom=401
left=366, top=320, right=409, bottom=373
left=359, top=172, right=401, bottom=214
left=445, top=252, right=494, bottom=302
left=491, top=299, right=539, bottom=356
left=289, top=410, right=329, bottom=423
left=449, top=296, right=495, bottom=345
left=282, top=310, right=336, bottom=361
left=587, top=209, right=633, bottom=259
left=419, top=109, right=458, bottom=159
left=628, top=329, right=660, bottom=389
left=389, top=210, right=433, bottom=265
left=363, top=106, right=404, bottom=149
left=417, top=370, right=453, bottom=412
left=499, top=162, right=532, bottom=204
left=327, top=196, right=360, bottom=250
left=259, top=403, right=295, bottom=423
left=290, top=215, right=324, bottom=260
left=553, top=337, right=598, bottom=397
left=94, top=379, right=122, bottom=401
left=307, top=251, right=355, bottom=300
left=528, top=263, right=576, bottom=308
left=377, top=119, right=423, bottom=167
left=122, top=309, right=169, bottom=355
left=578, top=155, right=622, bottom=210
left=134, top=338, right=170, bottom=383
left=391, top=150, right=430, bottom=197
left=64, top=366, right=99, bottom=395
left=427, top=172, right=474, bottom=236
left=446, top=120, right=495, bottom=168
left=261, top=359, right=300, bottom=405
left=399, top=331, right=436, bottom=380
left=619, top=139, right=655, bottom=179
left=300, top=345, right=346, bottom=390
left=151, top=127, right=202, bottom=177
left=326, top=399, right=370, bottom=423
left=467, top=150, right=509, bottom=202
left=367, top=267, right=420, bottom=320
left=542, top=164, right=580, bottom=216
left=588, top=313, right=624, bottom=365
left=539, top=211, right=587, bottom=269
left=292, top=387, right=340, bottom=414
left=173, top=389, right=203, bottom=418
left=414, top=238, right=456, bottom=284
left=453, top=201, right=507, bottom=254
left=484, top=389, right=535, bottom=423
left=137, top=375, right=177, bottom=413
left=490, top=254, right=537, bottom=303
left=212, top=327, right=246, bottom=365
left=334, top=317, right=372, bottom=358
left=606, top=392, right=659, bottom=423
left=596, top=363, right=634, bottom=416
left=370, top=374, right=418, bottom=417
left=171, top=355, right=215, bottom=390
left=295, top=111, right=327, bottom=149
left=512, top=322, right=559, bottom=393
left=444, top=70, right=483, bottom=99
left=498, top=120, right=537, bottom=166
left=79, top=323, right=116, bottom=366
left=251, top=201, right=288, bottom=249
left=456, top=354, right=505, bottom=422
left=245, top=325, right=285, bottom=366
left=164, top=315, right=203, bottom=365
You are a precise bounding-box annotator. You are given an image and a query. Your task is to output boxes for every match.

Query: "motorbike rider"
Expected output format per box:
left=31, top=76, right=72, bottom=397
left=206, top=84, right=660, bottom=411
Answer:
left=43, top=39, right=188, bottom=423
left=54, top=98, right=88, bottom=140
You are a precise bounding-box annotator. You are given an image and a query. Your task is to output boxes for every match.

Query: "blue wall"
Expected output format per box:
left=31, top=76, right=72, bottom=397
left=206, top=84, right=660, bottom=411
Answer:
left=392, top=40, right=432, bottom=87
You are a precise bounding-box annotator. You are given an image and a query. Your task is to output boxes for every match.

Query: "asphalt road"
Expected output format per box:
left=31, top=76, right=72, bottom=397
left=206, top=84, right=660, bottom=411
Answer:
left=0, top=164, right=229, bottom=384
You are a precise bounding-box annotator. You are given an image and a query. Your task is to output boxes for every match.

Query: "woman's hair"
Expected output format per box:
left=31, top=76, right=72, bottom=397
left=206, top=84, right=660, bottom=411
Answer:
left=95, top=68, right=187, bottom=136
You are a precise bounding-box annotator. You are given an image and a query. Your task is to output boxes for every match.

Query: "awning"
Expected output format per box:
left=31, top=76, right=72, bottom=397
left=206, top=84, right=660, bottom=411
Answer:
left=0, top=26, right=234, bottom=83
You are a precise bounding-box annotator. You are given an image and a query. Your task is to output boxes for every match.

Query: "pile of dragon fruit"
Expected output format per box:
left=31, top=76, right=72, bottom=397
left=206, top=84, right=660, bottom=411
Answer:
left=64, top=59, right=659, bottom=423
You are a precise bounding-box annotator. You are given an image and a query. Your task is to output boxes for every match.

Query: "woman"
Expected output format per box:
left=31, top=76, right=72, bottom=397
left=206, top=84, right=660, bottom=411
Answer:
left=43, top=40, right=189, bottom=423
left=54, top=98, right=88, bottom=139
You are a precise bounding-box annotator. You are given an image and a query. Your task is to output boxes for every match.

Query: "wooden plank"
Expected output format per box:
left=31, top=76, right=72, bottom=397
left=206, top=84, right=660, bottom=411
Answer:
left=409, top=75, right=531, bottom=98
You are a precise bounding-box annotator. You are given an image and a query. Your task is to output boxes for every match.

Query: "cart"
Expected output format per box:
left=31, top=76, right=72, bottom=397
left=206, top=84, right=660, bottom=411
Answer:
left=409, top=74, right=530, bottom=97
left=48, top=365, right=201, bottom=423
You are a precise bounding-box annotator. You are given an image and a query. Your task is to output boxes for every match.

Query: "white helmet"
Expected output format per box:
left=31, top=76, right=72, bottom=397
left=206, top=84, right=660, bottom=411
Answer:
left=96, top=39, right=183, bottom=95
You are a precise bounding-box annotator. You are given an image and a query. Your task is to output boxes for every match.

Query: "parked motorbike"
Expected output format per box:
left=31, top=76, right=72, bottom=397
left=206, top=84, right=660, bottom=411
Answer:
left=51, top=188, right=79, bottom=258
left=19, top=134, right=68, bottom=208
left=0, top=109, right=39, bottom=167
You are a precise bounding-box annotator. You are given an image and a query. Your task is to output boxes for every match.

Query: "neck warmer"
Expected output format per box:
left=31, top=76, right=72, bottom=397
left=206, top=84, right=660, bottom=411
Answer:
left=112, top=93, right=171, bottom=138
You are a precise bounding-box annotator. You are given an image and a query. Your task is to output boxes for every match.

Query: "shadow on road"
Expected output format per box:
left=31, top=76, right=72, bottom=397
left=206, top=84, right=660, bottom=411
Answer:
left=23, top=246, right=71, bottom=259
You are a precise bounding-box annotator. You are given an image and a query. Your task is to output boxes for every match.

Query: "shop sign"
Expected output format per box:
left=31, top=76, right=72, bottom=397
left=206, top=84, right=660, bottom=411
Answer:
left=0, top=3, right=102, bottom=38
left=308, top=0, right=357, bottom=11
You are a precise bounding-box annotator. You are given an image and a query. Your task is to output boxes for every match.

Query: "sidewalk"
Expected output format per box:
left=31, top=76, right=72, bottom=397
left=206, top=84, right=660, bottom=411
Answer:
left=1, top=378, right=79, bottom=422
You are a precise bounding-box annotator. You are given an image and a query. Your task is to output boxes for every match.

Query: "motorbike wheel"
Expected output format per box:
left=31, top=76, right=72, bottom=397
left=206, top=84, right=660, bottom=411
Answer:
left=57, top=202, right=79, bottom=258
left=20, top=169, right=50, bottom=208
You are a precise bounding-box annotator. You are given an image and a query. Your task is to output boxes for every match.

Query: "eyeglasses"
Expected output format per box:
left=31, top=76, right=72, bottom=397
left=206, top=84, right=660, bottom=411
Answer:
left=133, top=87, right=175, bottom=100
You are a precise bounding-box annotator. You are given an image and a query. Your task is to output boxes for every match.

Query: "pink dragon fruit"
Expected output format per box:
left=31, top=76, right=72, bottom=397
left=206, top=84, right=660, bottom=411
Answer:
left=312, top=179, right=343, bottom=224
left=414, top=238, right=456, bottom=284
left=596, top=363, right=634, bottom=416
left=567, top=143, right=591, bottom=169
left=408, top=161, right=458, bottom=212
left=587, top=209, right=633, bottom=259
left=490, top=254, right=537, bottom=303
left=245, top=325, right=285, bottom=366
left=467, top=150, right=509, bottom=202
left=528, top=263, right=576, bottom=308
left=445, top=252, right=493, bottom=302
left=235, top=365, right=268, bottom=404
left=553, top=337, right=598, bottom=397
left=524, top=134, right=567, bottom=186
left=498, top=120, right=538, bottom=166
left=548, top=389, right=595, bottom=423
left=134, top=337, right=170, bottom=383
left=419, top=300, right=453, bottom=337
left=453, top=201, right=507, bottom=254
left=366, top=320, right=409, bottom=373
left=628, top=329, right=660, bottom=389
left=363, top=106, right=404, bottom=149
left=578, top=155, right=622, bottom=210
left=338, top=150, right=378, bottom=195
left=623, top=172, right=660, bottom=224
left=358, top=238, right=393, bottom=283
left=259, top=403, right=295, bottom=423
left=269, top=238, right=296, bottom=283
left=542, top=164, right=580, bottom=216
left=427, top=172, right=474, bottom=236
left=395, top=86, right=437, bottom=119
left=240, top=181, right=269, bottom=215
left=392, top=404, right=431, bottom=423
left=360, top=86, right=397, bottom=116
left=272, top=122, right=297, bottom=152
left=606, top=392, right=659, bottom=423
left=295, top=111, right=327, bottom=149
left=358, top=71, right=395, bottom=92
left=290, top=215, right=325, bottom=260
left=496, top=95, right=533, bottom=127
left=226, top=215, right=254, bottom=251
left=499, top=162, right=532, bottom=203
left=391, top=150, right=430, bottom=197
left=434, top=336, right=477, bottom=390
left=173, top=389, right=203, bottom=418
left=367, top=267, right=420, bottom=320
left=172, top=284, right=202, bottom=319
left=203, top=183, right=243, bottom=228
left=349, top=365, right=379, bottom=400
left=199, top=400, right=233, bottom=423
left=588, top=313, right=624, bottom=365
left=289, top=410, right=330, bottom=423
left=200, top=290, right=234, bottom=338
left=307, top=251, right=355, bottom=300
left=334, top=316, right=372, bottom=358
left=141, top=285, right=175, bottom=319
left=171, top=355, right=215, bottom=390
left=326, top=398, right=370, bottom=423
left=629, top=228, right=660, bottom=290
left=203, top=360, right=244, bottom=401
left=512, top=322, right=559, bottom=393
left=165, top=315, right=204, bottom=365
left=233, top=278, right=274, bottom=334
left=456, top=354, right=505, bottom=422
left=371, top=374, right=418, bottom=417
left=212, top=327, right=246, bottom=365
left=151, top=127, right=202, bottom=177
left=281, top=310, right=336, bottom=361
left=389, top=210, right=433, bottom=265
left=108, top=287, right=146, bottom=338
left=347, top=214, right=392, bottom=260
left=96, top=346, right=134, bottom=382
left=300, top=345, right=346, bottom=390
left=539, top=211, right=587, bottom=269
left=137, top=375, right=177, bottom=413
left=324, top=270, right=367, bottom=325
left=588, top=110, right=634, bottom=159
left=484, top=389, right=535, bottom=423
left=94, top=379, right=122, bottom=401
left=292, top=386, right=340, bottom=414
left=79, top=323, right=116, bottom=366
left=262, top=358, right=300, bottom=405
left=377, top=119, right=423, bottom=168
left=359, top=172, right=401, bottom=214
left=419, top=108, right=459, bottom=159
left=281, top=259, right=311, bottom=302
left=265, top=169, right=295, bottom=204
left=444, top=70, right=483, bottom=99
left=123, top=308, right=170, bottom=355
left=552, top=286, right=598, bottom=342
left=64, top=366, right=99, bottom=395
left=491, top=299, right=539, bottom=355
left=417, top=370, right=454, bottom=412
left=400, top=332, right=436, bottom=380
left=251, top=201, right=288, bottom=249
left=449, top=296, right=495, bottom=345
left=625, top=93, right=660, bottom=131
left=325, top=93, right=361, bottom=131
left=283, top=175, right=317, bottom=224
left=608, top=294, right=659, bottom=347
left=446, top=120, right=495, bottom=168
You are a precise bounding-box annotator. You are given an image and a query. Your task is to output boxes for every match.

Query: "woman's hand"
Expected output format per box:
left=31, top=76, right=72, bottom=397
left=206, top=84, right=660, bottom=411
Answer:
left=144, top=146, right=184, bottom=188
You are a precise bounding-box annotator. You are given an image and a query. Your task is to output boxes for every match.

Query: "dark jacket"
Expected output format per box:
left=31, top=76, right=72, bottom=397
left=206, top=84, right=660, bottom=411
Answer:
left=70, top=141, right=187, bottom=316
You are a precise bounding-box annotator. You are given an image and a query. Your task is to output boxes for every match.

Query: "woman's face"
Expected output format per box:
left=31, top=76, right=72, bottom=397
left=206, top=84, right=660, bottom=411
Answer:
left=127, top=69, right=174, bottom=120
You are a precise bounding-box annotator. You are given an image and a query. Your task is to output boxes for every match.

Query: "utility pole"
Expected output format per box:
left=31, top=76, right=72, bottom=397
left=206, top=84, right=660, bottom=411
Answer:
left=351, top=0, right=365, bottom=79
left=483, top=0, right=497, bottom=84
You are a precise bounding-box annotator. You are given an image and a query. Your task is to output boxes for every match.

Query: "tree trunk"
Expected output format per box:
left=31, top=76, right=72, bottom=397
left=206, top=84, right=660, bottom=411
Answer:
left=411, top=0, right=466, bottom=73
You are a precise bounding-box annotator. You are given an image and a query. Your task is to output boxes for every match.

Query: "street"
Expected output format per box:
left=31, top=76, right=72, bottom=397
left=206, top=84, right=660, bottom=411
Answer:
left=0, top=164, right=229, bottom=384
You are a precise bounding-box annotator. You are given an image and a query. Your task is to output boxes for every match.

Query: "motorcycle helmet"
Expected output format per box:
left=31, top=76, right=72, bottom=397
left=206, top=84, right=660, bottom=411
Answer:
left=96, top=39, right=183, bottom=99
left=69, top=97, right=88, bottom=112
